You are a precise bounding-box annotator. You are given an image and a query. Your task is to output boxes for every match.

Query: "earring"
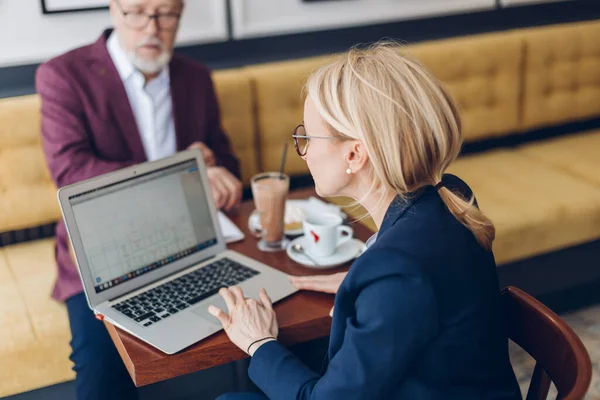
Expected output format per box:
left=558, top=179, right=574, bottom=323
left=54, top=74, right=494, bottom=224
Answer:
left=346, top=167, right=352, bottom=175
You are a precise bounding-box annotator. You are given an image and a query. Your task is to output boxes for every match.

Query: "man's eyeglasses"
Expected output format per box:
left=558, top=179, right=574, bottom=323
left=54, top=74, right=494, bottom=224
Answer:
left=114, top=0, right=181, bottom=31
left=292, top=124, right=339, bottom=157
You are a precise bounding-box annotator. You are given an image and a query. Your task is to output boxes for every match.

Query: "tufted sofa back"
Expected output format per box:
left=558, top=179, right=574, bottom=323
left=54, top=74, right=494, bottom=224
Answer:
left=245, top=30, right=526, bottom=178
left=1, top=19, right=599, bottom=236
left=520, top=20, right=600, bottom=131
left=211, top=69, right=260, bottom=185
left=0, top=95, right=61, bottom=233
left=0, top=69, right=259, bottom=235
left=244, top=55, right=338, bottom=176
left=407, top=31, right=523, bottom=143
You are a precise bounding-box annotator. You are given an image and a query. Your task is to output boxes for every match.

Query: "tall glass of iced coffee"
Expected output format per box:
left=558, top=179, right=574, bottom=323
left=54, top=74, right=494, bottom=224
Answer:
left=250, top=172, right=290, bottom=252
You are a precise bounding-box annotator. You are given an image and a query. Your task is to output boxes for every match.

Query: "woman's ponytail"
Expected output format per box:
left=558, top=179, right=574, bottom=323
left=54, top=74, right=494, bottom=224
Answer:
left=437, top=187, right=495, bottom=251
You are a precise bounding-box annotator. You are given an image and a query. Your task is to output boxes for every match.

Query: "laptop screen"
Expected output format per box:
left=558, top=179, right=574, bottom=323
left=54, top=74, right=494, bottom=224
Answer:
left=68, top=159, right=217, bottom=294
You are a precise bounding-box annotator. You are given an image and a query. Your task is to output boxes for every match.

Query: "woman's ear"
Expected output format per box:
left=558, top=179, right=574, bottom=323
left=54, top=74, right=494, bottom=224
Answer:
left=344, top=140, right=369, bottom=173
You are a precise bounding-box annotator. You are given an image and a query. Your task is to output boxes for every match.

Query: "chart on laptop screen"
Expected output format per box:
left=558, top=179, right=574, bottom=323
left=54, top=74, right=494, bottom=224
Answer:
left=70, top=161, right=217, bottom=293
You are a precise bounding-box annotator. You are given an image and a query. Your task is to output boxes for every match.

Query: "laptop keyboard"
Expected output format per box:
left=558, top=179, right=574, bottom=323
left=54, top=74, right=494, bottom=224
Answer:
left=111, top=257, right=259, bottom=327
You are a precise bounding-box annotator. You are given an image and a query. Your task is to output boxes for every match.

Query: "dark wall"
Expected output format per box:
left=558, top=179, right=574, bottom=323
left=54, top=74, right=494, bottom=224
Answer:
left=1, top=0, right=599, bottom=98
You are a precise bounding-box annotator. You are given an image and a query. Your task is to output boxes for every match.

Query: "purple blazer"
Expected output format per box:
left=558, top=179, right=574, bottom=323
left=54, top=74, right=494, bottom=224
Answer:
left=36, top=30, right=240, bottom=302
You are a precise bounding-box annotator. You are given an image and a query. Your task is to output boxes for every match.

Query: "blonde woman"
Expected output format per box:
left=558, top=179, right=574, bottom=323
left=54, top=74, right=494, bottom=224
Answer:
left=210, top=43, right=521, bottom=400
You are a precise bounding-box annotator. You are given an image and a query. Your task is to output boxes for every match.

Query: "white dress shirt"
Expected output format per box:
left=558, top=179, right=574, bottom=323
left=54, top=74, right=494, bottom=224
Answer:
left=107, top=32, right=177, bottom=161
left=365, top=232, right=378, bottom=249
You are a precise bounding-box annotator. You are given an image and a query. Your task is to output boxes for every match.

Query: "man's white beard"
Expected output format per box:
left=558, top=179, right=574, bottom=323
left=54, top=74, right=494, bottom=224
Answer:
left=130, top=51, right=171, bottom=75
left=128, top=37, right=172, bottom=75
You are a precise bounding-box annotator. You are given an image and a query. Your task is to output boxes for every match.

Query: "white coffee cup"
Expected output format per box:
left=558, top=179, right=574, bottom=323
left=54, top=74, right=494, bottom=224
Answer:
left=303, top=213, right=353, bottom=258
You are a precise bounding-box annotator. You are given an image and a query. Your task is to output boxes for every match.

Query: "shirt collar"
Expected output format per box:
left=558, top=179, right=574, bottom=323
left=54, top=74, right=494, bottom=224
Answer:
left=107, top=31, right=135, bottom=81
left=365, top=232, right=378, bottom=249
left=106, top=31, right=170, bottom=87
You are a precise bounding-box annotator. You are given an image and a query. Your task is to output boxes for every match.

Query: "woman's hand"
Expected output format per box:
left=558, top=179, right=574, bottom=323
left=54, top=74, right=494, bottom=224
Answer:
left=208, top=287, right=278, bottom=356
left=289, top=272, right=347, bottom=294
left=290, top=272, right=348, bottom=318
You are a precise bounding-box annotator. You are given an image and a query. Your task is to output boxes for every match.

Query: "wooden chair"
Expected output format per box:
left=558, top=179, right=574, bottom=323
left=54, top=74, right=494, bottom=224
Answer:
left=501, top=286, right=592, bottom=400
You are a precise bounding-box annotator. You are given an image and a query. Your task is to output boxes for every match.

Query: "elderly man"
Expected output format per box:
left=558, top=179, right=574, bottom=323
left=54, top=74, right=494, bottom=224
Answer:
left=36, top=0, right=242, bottom=398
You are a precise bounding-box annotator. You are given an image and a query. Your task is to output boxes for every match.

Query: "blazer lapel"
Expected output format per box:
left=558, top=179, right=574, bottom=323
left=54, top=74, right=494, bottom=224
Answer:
left=91, top=30, right=147, bottom=163
left=169, top=59, right=190, bottom=151
left=326, top=189, right=427, bottom=362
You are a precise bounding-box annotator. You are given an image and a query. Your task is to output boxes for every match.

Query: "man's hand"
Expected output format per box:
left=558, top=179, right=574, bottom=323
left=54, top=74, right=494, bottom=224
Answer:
left=188, top=142, right=216, bottom=167
left=207, top=166, right=242, bottom=211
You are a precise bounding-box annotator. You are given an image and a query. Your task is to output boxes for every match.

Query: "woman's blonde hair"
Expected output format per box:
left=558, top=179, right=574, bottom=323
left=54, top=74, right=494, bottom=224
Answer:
left=305, top=42, right=495, bottom=250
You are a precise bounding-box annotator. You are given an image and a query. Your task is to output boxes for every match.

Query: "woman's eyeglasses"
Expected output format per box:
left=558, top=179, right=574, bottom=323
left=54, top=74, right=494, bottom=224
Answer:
left=292, top=124, right=339, bottom=157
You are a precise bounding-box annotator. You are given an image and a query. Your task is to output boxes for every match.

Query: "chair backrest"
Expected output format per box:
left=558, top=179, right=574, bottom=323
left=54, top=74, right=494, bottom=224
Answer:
left=501, top=286, right=592, bottom=400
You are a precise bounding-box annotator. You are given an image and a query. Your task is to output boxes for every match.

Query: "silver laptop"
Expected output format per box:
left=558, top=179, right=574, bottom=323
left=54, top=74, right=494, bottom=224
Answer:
left=58, top=149, right=297, bottom=354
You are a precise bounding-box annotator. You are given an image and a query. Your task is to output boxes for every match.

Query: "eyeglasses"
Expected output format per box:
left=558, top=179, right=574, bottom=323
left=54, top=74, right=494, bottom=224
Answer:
left=292, top=124, right=339, bottom=157
left=114, top=0, right=182, bottom=31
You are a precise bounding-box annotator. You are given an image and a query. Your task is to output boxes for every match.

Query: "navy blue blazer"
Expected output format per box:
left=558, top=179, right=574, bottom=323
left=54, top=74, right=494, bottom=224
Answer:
left=248, top=175, right=522, bottom=399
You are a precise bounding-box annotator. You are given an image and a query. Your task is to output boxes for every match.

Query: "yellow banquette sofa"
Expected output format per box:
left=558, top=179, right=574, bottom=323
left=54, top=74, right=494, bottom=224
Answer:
left=1, top=19, right=599, bottom=397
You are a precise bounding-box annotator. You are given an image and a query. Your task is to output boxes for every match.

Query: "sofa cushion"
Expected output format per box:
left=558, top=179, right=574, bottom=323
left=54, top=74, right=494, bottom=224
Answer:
left=407, top=31, right=523, bottom=143
left=0, top=239, right=74, bottom=397
left=0, top=95, right=61, bottom=233
left=447, top=150, right=600, bottom=265
left=4, top=239, right=70, bottom=340
left=0, top=339, right=74, bottom=398
left=212, top=69, right=260, bottom=185
left=519, top=129, right=600, bottom=186
left=520, top=20, right=600, bottom=130
left=0, top=248, right=37, bottom=356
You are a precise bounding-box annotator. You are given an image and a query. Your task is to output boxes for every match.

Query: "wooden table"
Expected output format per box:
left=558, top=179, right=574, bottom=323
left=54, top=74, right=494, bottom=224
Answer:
left=105, top=188, right=373, bottom=387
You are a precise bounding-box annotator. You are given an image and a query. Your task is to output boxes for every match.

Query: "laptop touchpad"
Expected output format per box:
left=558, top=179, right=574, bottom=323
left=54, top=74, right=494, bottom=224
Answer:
left=192, top=296, right=227, bottom=325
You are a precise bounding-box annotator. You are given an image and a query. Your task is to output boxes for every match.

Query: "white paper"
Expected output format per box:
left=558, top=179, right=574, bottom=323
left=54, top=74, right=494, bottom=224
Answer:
left=286, top=197, right=345, bottom=221
left=218, top=211, right=245, bottom=244
left=307, top=196, right=344, bottom=217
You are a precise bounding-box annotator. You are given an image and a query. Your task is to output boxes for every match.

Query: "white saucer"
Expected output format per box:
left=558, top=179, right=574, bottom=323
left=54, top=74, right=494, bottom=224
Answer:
left=286, top=236, right=366, bottom=269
